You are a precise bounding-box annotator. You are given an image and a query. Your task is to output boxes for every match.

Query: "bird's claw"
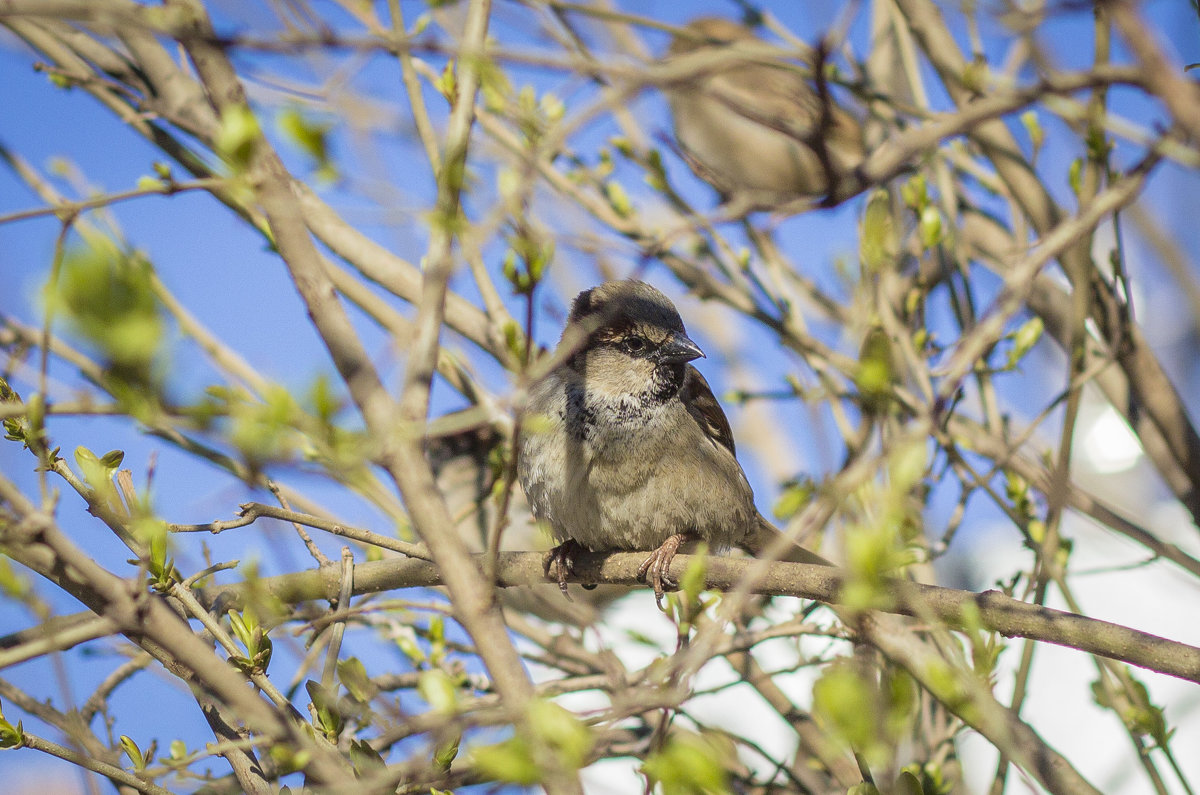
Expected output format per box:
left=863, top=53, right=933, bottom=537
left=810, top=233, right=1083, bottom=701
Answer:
left=545, top=540, right=584, bottom=601
left=637, top=533, right=687, bottom=611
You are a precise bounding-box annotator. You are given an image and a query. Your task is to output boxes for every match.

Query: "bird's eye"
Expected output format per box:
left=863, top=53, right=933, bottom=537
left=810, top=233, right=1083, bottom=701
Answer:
left=622, top=337, right=647, bottom=354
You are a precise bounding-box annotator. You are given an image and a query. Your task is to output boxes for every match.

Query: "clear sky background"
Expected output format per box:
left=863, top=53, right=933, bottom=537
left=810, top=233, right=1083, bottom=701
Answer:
left=3, top=1, right=1200, bottom=792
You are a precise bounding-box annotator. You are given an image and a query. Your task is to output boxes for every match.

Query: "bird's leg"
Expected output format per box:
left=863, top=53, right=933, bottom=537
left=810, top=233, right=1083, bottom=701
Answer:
left=637, top=533, right=696, bottom=610
left=544, top=539, right=586, bottom=599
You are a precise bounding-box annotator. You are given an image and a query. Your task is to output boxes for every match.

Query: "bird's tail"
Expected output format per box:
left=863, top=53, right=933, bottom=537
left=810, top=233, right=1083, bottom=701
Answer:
left=741, top=513, right=831, bottom=566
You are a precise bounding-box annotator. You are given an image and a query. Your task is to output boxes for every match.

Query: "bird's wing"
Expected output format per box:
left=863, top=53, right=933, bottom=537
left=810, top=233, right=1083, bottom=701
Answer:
left=680, top=365, right=738, bottom=456
left=706, top=64, right=820, bottom=136
left=677, top=368, right=832, bottom=566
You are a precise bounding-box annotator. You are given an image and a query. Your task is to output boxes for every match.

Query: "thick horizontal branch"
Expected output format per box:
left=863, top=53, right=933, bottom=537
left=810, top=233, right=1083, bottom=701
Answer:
left=195, top=550, right=1200, bottom=686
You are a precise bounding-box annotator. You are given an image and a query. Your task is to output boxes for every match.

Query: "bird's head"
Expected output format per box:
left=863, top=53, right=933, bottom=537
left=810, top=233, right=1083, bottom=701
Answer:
left=667, top=17, right=755, bottom=56
left=560, top=280, right=704, bottom=400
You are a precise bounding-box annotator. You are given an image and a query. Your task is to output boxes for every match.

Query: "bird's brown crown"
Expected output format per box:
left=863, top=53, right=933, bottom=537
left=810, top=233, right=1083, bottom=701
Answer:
left=667, top=17, right=754, bottom=56
left=567, top=280, right=687, bottom=344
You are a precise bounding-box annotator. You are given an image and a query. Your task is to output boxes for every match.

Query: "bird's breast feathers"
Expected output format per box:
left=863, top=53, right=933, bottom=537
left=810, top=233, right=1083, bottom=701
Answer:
left=518, top=375, right=753, bottom=551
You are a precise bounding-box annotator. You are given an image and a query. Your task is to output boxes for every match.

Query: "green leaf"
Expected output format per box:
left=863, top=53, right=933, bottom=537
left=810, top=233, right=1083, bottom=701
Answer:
left=856, top=326, right=897, bottom=413
left=228, top=385, right=301, bottom=468
left=134, top=516, right=178, bottom=587
left=1068, top=157, right=1083, bottom=197
left=279, top=106, right=334, bottom=180
left=1004, top=471, right=1036, bottom=522
left=227, top=609, right=252, bottom=647
left=893, top=770, right=922, bottom=795
left=305, top=680, right=344, bottom=740
left=432, top=732, right=461, bottom=771
left=883, top=667, right=918, bottom=737
left=394, top=625, right=427, bottom=666
left=643, top=148, right=668, bottom=192
left=918, top=204, right=944, bottom=249
left=349, top=738, right=385, bottom=776
left=603, top=180, right=633, bottom=218
left=640, top=731, right=730, bottom=794
left=0, top=558, right=28, bottom=599
left=136, top=175, right=166, bottom=192
left=470, top=738, right=539, bottom=785
left=434, top=60, right=457, bottom=102
left=0, top=700, right=24, bottom=749
left=1097, top=676, right=1170, bottom=744
left=418, top=669, right=459, bottom=715
left=501, top=319, right=527, bottom=363
left=772, top=478, right=814, bottom=521
left=1027, top=519, right=1046, bottom=545
left=215, top=105, right=261, bottom=171
left=540, top=92, right=564, bottom=124
left=74, top=446, right=101, bottom=476
left=49, top=240, right=163, bottom=381
left=596, top=148, right=614, bottom=178
left=307, top=374, right=341, bottom=423
left=497, top=166, right=521, bottom=200
left=812, top=660, right=915, bottom=771
left=900, top=761, right=953, bottom=795
left=269, top=744, right=311, bottom=775
left=119, top=735, right=146, bottom=769
left=74, top=446, right=120, bottom=507
left=428, top=615, right=446, bottom=665
left=1005, top=316, right=1044, bottom=370
left=1020, top=110, right=1044, bottom=155
left=1085, top=124, right=1111, bottom=163
left=888, top=440, right=928, bottom=493
left=227, top=607, right=272, bottom=673
left=679, top=543, right=709, bottom=607
left=961, top=57, right=988, bottom=93
left=812, top=663, right=873, bottom=748
left=337, top=657, right=376, bottom=703
left=900, top=174, right=927, bottom=210
left=528, top=700, right=592, bottom=771
left=861, top=189, right=897, bottom=272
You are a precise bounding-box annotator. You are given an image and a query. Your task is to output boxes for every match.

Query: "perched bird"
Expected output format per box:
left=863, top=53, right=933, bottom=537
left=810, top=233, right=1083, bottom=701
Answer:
left=518, top=281, right=826, bottom=606
left=663, top=17, right=864, bottom=211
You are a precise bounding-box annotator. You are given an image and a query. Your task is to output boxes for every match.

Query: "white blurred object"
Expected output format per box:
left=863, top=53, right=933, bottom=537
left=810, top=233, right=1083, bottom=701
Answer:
left=1077, top=401, right=1144, bottom=475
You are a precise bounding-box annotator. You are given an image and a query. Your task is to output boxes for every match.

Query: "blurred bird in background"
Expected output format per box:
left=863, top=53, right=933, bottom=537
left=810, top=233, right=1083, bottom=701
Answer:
left=663, top=17, right=865, bottom=213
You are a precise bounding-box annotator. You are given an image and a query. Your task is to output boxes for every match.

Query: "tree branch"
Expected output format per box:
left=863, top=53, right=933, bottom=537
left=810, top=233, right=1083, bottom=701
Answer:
left=190, top=550, right=1200, bottom=686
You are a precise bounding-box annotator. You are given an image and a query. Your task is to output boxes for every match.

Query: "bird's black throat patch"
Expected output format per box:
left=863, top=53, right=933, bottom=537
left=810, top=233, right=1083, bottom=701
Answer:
left=562, top=363, right=686, bottom=443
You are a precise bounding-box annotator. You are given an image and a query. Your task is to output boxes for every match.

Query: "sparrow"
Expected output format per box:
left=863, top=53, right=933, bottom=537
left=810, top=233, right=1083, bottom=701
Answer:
left=517, top=280, right=826, bottom=607
left=663, top=17, right=865, bottom=211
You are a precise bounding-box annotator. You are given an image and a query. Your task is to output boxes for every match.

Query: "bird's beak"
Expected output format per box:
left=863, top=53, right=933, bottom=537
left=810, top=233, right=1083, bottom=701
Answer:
left=656, top=333, right=705, bottom=364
